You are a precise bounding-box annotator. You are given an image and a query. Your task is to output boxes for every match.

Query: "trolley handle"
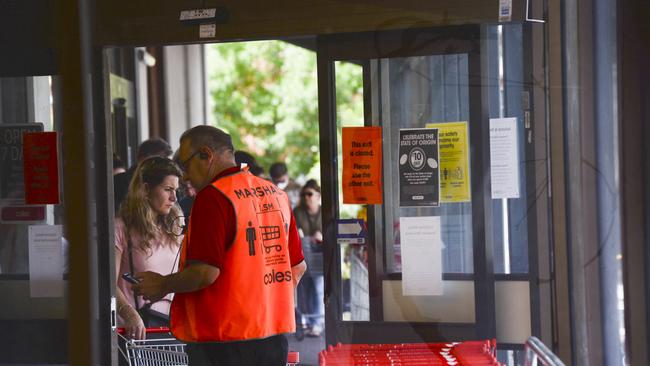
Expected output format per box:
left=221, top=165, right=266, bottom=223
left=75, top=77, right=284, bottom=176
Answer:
left=115, top=327, right=171, bottom=334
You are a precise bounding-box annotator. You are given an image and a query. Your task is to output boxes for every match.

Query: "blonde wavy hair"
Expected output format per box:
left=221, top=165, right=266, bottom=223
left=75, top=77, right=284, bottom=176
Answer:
left=118, top=156, right=184, bottom=253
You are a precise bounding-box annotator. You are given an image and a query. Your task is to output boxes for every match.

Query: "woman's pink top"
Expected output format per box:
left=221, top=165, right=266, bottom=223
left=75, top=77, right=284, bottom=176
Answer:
left=115, top=217, right=180, bottom=321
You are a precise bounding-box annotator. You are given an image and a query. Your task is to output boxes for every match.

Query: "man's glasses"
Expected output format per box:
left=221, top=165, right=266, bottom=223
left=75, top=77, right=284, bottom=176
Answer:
left=177, top=150, right=200, bottom=171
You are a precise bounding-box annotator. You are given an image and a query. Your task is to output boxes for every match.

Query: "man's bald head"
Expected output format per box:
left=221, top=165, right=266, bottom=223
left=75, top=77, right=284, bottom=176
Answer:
left=179, top=126, right=234, bottom=154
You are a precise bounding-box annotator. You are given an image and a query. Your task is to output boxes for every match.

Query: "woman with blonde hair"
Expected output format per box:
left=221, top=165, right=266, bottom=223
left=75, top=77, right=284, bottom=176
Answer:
left=114, top=156, right=184, bottom=340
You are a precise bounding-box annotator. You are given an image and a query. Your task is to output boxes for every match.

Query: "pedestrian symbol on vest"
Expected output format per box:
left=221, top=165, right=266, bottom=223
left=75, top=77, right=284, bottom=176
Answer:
left=246, top=221, right=257, bottom=256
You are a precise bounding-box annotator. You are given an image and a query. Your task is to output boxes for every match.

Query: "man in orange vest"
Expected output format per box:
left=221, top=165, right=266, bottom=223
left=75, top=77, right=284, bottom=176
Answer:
left=134, top=125, right=307, bottom=366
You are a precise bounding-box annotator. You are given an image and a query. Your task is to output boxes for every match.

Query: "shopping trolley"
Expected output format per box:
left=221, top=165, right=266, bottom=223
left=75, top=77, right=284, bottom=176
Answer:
left=524, top=336, right=565, bottom=366
left=117, top=327, right=186, bottom=366
left=319, top=340, right=500, bottom=365
left=116, top=327, right=300, bottom=365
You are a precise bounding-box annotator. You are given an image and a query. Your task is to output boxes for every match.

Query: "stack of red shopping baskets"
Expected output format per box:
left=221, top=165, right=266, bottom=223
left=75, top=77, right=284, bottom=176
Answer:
left=319, top=339, right=500, bottom=365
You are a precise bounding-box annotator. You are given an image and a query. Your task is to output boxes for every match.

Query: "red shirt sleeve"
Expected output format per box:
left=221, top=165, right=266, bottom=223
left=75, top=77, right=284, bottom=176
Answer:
left=288, top=210, right=305, bottom=266
left=185, top=186, right=236, bottom=268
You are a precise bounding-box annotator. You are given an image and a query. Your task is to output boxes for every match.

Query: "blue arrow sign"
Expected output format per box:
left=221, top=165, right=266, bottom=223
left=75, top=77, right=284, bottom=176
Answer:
left=337, top=219, right=366, bottom=244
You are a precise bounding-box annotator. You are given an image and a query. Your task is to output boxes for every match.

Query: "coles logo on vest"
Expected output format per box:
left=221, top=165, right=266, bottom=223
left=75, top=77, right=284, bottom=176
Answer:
left=264, top=268, right=293, bottom=285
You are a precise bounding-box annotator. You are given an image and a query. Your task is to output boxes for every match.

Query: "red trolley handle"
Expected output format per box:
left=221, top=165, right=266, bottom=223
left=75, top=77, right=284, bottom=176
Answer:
left=115, top=327, right=171, bottom=334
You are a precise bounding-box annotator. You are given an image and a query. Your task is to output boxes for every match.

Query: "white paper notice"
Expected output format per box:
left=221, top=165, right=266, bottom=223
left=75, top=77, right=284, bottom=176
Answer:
left=489, top=117, right=520, bottom=199
left=199, top=24, right=216, bottom=38
left=400, top=216, right=443, bottom=296
left=28, top=225, right=64, bottom=297
left=499, top=0, right=513, bottom=22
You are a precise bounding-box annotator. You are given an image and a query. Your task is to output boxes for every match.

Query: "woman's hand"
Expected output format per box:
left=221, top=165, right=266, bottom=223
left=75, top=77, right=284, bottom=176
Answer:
left=312, top=230, right=323, bottom=244
left=121, top=306, right=146, bottom=340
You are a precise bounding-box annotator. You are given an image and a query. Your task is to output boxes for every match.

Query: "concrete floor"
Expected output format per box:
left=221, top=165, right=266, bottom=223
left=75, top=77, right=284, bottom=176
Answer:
left=287, top=331, right=326, bottom=366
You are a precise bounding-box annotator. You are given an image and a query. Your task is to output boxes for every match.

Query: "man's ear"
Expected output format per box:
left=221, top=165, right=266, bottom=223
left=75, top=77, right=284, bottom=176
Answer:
left=199, top=147, right=210, bottom=160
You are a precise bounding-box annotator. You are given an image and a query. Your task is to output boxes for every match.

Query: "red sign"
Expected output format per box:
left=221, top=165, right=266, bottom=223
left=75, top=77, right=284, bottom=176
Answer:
left=23, top=132, right=60, bottom=204
left=342, top=127, right=383, bottom=204
left=1, top=206, right=46, bottom=222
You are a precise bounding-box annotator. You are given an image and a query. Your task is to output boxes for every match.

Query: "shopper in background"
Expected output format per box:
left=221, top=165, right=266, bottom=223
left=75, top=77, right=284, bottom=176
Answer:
left=234, top=150, right=265, bottom=177
left=269, top=162, right=302, bottom=208
left=178, top=181, right=197, bottom=219
left=134, top=125, right=306, bottom=366
left=114, top=138, right=174, bottom=211
left=114, top=156, right=184, bottom=340
left=293, top=179, right=324, bottom=337
left=113, top=153, right=126, bottom=175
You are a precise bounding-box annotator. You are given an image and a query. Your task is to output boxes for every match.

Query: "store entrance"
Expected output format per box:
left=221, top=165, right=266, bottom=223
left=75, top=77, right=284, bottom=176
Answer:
left=318, top=25, right=493, bottom=343
left=316, top=24, right=548, bottom=361
left=99, top=23, right=549, bottom=364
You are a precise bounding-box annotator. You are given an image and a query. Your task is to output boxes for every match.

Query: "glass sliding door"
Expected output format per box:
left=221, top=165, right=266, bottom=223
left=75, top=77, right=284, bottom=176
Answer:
left=318, top=26, right=497, bottom=344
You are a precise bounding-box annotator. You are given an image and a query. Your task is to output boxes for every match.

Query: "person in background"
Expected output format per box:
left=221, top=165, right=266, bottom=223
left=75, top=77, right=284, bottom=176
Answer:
left=134, top=125, right=306, bottom=366
left=178, top=181, right=197, bottom=220
left=115, top=156, right=184, bottom=340
left=293, top=179, right=324, bottom=337
left=114, top=138, right=174, bottom=212
left=234, top=150, right=265, bottom=178
left=113, top=153, right=126, bottom=175
left=171, top=149, right=196, bottom=220
left=269, top=162, right=302, bottom=208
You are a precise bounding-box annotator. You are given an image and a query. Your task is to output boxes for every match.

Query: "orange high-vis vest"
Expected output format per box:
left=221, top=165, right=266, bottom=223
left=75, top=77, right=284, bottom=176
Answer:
left=170, top=169, right=296, bottom=342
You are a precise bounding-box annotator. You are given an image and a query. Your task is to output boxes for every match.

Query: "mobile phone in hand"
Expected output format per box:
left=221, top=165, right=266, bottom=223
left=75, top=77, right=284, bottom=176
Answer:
left=121, top=273, right=140, bottom=284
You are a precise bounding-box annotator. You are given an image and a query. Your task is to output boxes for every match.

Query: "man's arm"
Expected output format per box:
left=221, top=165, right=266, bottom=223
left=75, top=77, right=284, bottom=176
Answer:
left=291, top=260, right=307, bottom=288
left=287, top=209, right=306, bottom=290
left=134, top=262, right=219, bottom=303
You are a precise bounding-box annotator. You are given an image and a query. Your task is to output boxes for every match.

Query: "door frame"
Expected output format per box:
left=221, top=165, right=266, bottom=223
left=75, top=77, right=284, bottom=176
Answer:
left=316, top=25, right=497, bottom=346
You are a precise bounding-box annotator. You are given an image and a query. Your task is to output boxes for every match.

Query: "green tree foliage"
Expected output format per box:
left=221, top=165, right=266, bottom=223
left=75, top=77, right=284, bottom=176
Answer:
left=334, top=61, right=364, bottom=129
left=208, top=41, right=363, bottom=181
left=208, top=41, right=320, bottom=178
left=334, top=61, right=364, bottom=218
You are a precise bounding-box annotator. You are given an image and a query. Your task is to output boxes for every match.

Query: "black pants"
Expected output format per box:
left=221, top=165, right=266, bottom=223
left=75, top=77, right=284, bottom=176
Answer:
left=186, top=334, right=288, bottom=366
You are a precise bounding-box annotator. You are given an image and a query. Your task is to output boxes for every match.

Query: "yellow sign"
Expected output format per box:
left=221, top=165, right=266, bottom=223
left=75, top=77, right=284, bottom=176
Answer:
left=426, top=122, right=471, bottom=203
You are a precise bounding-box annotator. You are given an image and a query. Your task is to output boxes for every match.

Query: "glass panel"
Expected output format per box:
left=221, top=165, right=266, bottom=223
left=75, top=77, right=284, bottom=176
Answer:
left=0, top=76, right=65, bottom=275
left=379, top=54, right=474, bottom=274
left=0, top=75, right=68, bottom=363
left=496, top=349, right=525, bottom=366
left=334, top=60, right=369, bottom=321
left=334, top=54, right=478, bottom=323
left=486, top=24, right=529, bottom=274
left=372, top=54, right=477, bottom=323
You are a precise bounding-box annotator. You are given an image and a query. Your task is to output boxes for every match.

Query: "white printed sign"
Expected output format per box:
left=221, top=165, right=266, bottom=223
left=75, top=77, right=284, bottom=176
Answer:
left=499, top=0, right=513, bottom=22
left=28, top=225, right=64, bottom=297
left=180, top=8, right=217, bottom=21
left=489, top=117, right=520, bottom=199
left=400, top=216, right=443, bottom=296
left=199, top=24, right=217, bottom=38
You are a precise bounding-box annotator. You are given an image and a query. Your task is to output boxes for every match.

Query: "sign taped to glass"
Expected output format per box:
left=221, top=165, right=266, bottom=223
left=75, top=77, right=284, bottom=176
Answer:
left=342, top=126, right=383, bottom=204
left=23, top=132, right=60, bottom=205
left=0, top=123, right=44, bottom=202
left=398, top=128, right=440, bottom=207
left=426, top=122, right=471, bottom=203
